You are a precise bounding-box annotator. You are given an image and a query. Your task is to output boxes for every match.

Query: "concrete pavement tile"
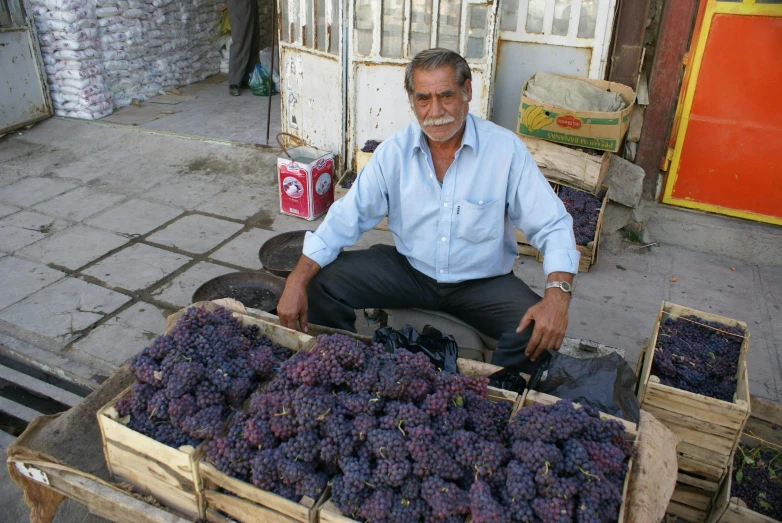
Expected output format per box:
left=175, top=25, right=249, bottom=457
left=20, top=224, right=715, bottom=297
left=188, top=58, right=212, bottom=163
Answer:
left=72, top=301, right=167, bottom=367
left=0, top=204, right=20, bottom=219
left=599, top=246, right=674, bottom=276
left=142, top=176, right=225, bottom=210
left=146, top=214, right=243, bottom=254
left=196, top=188, right=264, bottom=220
left=0, top=277, right=131, bottom=342
left=33, top=187, right=126, bottom=222
left=83, top=243, right=191, bottom=291
left=0, top=211, right=71, bottom=252
left=565, top=297, right=657, bottom=366
left=668, top=276, right=763, bottom=327
left=0, top=176, right=79, bottom=207
left=209, top=228, right=278, bottom=269
left=17, top=225, right=129, bottom=270
left=670, top=249, right=756, bottom=290
left=744, top=335, right=781, bottom=403
left=84, top=199, right=183, bottom=236
left=572, top=264, right=668, bottom=314
left=759, top=265, right=782, bottom=302
left=269, top=212, right=322, bottom=233
left=150, top=261, right=235, bottom=308
left=0, top=257, right=65, bottom=310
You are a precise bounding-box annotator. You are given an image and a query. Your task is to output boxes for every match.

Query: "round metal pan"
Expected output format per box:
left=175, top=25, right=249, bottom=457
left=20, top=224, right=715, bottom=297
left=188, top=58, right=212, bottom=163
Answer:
left=192, top=271, right=286, bottom=312
left=258, top=230, right=307, bottom=277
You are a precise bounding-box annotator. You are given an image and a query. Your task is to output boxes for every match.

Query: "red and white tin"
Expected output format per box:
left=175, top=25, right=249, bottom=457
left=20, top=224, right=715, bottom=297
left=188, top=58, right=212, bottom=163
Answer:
left=278, top=146, right=334, bottom=221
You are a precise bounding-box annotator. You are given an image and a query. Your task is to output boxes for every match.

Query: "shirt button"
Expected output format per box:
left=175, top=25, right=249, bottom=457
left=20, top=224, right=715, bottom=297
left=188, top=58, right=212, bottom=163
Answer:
left=443, top=202, right=448, bottom=207
left=479, top=200, right=483, bottom=204
left=440, top=269, right=444, bottom=274
left=429, top=173, right=433, bottom=178
left=441, top=237, right=446, bottom=242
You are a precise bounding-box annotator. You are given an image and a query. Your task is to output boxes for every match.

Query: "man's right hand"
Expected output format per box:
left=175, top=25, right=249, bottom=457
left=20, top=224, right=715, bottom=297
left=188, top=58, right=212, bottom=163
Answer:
left=277, top=255, right=321, bottom=332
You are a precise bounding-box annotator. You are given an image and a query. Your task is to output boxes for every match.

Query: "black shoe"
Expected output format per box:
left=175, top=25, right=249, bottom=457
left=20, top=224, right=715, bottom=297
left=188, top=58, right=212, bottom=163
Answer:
left=229, top=85, right=240, bottom=96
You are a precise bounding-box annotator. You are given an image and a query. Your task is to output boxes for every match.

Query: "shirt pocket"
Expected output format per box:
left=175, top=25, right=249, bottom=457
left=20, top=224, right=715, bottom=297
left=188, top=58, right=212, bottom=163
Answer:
left=455, top=199, right=500, bottom=244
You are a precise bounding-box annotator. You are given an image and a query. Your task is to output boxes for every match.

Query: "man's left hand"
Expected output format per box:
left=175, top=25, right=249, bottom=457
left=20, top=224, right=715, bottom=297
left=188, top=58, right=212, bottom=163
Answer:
left=517, top=290, right=570, bottom=362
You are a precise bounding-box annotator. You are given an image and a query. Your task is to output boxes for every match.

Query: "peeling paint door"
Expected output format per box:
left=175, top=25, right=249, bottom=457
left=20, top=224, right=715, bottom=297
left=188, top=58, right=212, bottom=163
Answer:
left=0, top=0, right=51, bottom=134
left=279, top=0, right=345, bottom=166
left=491, top=0, right=618, bottom=132
left=347, top=0, right=500, bottom=169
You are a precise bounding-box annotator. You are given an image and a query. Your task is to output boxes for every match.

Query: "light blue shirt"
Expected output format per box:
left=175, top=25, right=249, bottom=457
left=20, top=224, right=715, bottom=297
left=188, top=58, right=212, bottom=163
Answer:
left=303, top=114, right=580, bottom=282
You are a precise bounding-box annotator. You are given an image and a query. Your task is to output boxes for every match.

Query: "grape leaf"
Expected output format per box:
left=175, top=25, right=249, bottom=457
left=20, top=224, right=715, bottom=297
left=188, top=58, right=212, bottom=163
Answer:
left=735, top=469, right=743, bottom=483
left=758, top=492, right=767, bottom=498
left=758, top=500, right=773, bottom=511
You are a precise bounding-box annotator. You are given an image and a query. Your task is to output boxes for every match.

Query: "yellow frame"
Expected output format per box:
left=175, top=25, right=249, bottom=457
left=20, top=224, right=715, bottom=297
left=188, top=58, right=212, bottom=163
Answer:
left=662, top=0, right=782, bottom=226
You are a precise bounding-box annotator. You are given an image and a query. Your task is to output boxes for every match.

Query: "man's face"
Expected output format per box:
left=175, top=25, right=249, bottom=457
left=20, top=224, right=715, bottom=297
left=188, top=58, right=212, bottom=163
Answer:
left=410, top=65, right=472, bottom=143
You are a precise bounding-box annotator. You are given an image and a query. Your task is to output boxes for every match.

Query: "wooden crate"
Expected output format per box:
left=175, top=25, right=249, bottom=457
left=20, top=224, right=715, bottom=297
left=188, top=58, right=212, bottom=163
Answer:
left=519, top=135, right=611, bottom=195
left=707, top=397, right=782, bottom=523
left=97, top=312, right=314, bottom=519
left=199, top=461, right=327, bottom=523
left=636, top=301, right=751, bottom=479
left=355, top=151, right=373, bottom=172
left=515, top=184, right=608, bottom=273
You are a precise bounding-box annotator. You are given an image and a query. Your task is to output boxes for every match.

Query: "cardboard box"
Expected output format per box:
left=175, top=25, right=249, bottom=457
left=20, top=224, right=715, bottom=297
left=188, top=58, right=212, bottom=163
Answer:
left=278, top=145, right=334, bottom=220
left=517, top=74, right=636, bottom=153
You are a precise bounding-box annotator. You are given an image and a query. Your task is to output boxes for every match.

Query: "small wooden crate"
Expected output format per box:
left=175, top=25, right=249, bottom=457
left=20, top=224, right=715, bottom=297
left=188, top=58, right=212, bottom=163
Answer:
left=519, top=135, right=611, bottom=195
left=355, top=151, right=373, bottom=172
left=199, top=461, right=327, bottom=523
left=97, top=311, right=314, bottom=519
left=707, top=397, right=782, bottom=523
left=515, top=184, right=608, bottom=273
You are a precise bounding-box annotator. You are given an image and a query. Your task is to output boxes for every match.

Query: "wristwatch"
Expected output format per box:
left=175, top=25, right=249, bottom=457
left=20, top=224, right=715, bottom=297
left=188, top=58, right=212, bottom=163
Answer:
left=545, top=281, right=572, bottom=294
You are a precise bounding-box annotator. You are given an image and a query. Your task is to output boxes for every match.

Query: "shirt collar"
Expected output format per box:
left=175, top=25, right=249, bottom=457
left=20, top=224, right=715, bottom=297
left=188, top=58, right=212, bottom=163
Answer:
left=411, top=113, right=478, bottom=158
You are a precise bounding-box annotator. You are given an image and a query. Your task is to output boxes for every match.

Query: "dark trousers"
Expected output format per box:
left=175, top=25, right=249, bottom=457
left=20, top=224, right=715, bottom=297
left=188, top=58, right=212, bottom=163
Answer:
left=307, top=245, right=541, bottom=362
left=227, top=0, right=260, bottom=87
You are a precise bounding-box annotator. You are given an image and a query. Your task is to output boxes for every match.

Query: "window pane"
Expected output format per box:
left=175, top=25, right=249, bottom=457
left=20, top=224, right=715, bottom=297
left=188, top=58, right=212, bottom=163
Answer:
left=465, top=5, right=487, bottom=59
left=291, top=0, right=300, bottom=43
left=304, top=0, right=314, bottom=46
left=577, top=0, right=597, bottom=38
left=500, top=0, right=519, bottom=32
left=551, top=0, right=571, bottom=36
left=356, top=0, right=374, bottom=55
left=329, top=0, right=339, bottom=53
left=410, top=0, right=432, bottom=56
left=282, top=0, right=290, bottom=42
left=382, top=0, right=403, bottom=57
left=525, top=0, right=545, bottom=34
left=317, top=0, right=327, bottom=50
left=437, top=0, right=461, bottom=52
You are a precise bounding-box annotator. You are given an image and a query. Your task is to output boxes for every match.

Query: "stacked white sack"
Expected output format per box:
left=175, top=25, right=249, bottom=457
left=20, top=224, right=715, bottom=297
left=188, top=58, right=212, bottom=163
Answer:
left=33, top=0, right=114, bottom=120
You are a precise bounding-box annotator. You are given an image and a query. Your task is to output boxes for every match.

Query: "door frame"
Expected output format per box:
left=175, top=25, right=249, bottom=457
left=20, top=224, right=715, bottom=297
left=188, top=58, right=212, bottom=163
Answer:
left=661, top=0, right=782, bottom=226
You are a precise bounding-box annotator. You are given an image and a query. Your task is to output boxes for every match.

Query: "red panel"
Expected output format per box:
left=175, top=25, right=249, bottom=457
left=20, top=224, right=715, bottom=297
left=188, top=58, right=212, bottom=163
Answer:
left=672, top=14, right=782, bottom=219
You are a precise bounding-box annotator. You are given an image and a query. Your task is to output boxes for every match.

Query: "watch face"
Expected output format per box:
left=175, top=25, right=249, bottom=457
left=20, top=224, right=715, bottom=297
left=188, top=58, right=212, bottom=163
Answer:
left=561, top=282, right=572, bottom=292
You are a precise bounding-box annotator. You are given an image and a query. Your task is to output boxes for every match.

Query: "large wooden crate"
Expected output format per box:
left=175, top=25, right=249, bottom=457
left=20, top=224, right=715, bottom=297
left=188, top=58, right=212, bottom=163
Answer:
left=707, top=397, right=782, bottom=523
left=635, top=302, right=751, bottom=523
left=515, top=184, right=608, bottom=273
left=519, top=135, right=611, bottom=195
left=97, top=311, right=314, bottom=520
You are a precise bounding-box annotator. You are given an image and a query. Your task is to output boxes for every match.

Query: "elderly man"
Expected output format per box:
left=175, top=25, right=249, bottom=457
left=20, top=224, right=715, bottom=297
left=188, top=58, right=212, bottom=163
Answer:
left=277, top=48, right=579, bottom=364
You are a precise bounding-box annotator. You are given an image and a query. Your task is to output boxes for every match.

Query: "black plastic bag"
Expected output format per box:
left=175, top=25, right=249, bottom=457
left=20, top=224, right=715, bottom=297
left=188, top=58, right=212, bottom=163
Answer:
left=536, top=351, right=640, bottom=423
left=372, top=324, right=458, bottom=374
left=488, top=333, right=550, bottom=392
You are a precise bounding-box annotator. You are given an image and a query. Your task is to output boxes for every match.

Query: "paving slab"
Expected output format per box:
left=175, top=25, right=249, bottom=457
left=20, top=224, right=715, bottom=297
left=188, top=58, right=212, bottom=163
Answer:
left=0, top=176, right=80, bottom=207
left=0, top=256, right=65, bottom=310
left=33, top=186, right=127, bottom=222
left=82, top=243, right=191, bottom=291
left=572, top=263, right=668, bottom=314
left=0, top=211, right=71, bottom=253
left=142, top=175, right=225, bottom=210
left=209, top=227, right=278, bottom=269
left=17, top=225, right=129, bottom=270
left=0, top=277, right=131, bottom=342
left=150, top=261, right=235, bottom=308
left=84, top=199, right=183, bottom=236
left=743, top=334, right=780, bottom=402
left=146, top=214, right=243, bottom=254
left=72, top=301, right=167, bottom=367
left=196, top=187, right=265, bottom=220
left=668, top=276, right=763, bottom=326
left=0, top=204, right=20, bottom=219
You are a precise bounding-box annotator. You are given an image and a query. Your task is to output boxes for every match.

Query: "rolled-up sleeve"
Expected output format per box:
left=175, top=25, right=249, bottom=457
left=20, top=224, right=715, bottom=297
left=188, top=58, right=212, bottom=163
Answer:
left=506, top=141, right=580, bottom=275
left=302, top=150, right=390, bottom=268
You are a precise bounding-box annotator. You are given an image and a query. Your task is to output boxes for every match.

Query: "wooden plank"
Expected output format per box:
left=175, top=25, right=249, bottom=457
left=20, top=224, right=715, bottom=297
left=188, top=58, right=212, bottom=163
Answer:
left=636, top=303, right=663, bottom=402
left=658, top=421, right=735, bottom=456
left=204, top=490, right=300, bottom=523
left=0, top=395, right=43, bottom=423
left=668, top=499, right=707, bottom=523
left=672, top=484, right=712, bottom=511
left=642, top=404, right=738, bottom=440
left=206, top=508, right=234, bottom=523
left=234, top=313, right=315, bottom=352
left=518, top=135, right=608, bottom=193
left=318, top=501, right=359, bottom=523
left=200, top=462, right=310, bottom=522
left=0, top=363, right=83, bottom=407
left=678, top=442, right=730, bottom=470
left=747, top=397, right=781, bottom=423
left=678, top=471, right=720, bottom=493
left=678, top=455, right=725, bottom=482
left=644, top=382, right=749, bottom=423
left=723, top=503, right=777, bottom=523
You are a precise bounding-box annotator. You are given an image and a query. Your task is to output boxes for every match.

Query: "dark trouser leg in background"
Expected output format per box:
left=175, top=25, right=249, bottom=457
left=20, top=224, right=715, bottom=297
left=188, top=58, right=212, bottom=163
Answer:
left=227, top=0, right=260, bottom=87
left=307, top=245, right=439, bottom=332
left=439, top=272, right=542, bottom=366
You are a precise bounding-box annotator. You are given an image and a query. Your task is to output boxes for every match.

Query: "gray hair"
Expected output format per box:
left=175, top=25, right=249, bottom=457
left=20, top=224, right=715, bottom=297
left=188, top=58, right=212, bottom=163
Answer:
left=404, top=48, right=472, bottom=95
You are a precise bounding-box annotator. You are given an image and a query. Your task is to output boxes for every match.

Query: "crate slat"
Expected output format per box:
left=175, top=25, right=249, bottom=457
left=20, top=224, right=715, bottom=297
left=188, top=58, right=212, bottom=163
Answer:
left=204, top=490, right=300, bottom=523
left=668, top=499, right=707, bottom=523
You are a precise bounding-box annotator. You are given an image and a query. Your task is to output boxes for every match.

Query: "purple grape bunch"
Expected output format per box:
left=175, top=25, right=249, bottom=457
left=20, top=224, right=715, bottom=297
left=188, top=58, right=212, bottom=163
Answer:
left=651, top=315, right=744, bottom=401
left=116, top=306, right=293, bottom=449
left=730, top=444, right=782, bottom=520
left=558, top=187, right=605, bottom=246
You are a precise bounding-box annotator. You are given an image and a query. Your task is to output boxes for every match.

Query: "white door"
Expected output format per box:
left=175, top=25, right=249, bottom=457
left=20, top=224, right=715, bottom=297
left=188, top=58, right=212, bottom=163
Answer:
left=491, top=0, right=618, bottom=132
left=279, top=0, right=345, bottom=166
left=347, top=0, right=500, bottom=169
left=0, top=0, right=51, bottom=134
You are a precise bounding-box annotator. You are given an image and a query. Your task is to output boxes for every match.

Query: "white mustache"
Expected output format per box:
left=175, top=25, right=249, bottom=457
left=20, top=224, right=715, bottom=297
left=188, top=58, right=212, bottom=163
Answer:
left=423, top=115, right=455, bottom=126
